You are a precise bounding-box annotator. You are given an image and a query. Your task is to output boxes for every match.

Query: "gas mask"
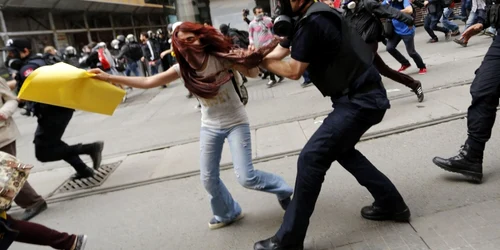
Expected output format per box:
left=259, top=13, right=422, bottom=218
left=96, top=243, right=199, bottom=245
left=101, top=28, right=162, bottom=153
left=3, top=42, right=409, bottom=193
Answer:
left=343, top=0, right=357, bottom=10
left=4, top=50, right=23, bottom=71
left=273, top=0, right=313, bottom=38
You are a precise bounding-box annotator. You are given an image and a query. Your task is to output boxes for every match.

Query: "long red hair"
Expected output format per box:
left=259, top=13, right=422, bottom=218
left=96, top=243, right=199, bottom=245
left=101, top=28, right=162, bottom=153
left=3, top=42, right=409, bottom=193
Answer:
left=172, top=22, right=234, bottom=99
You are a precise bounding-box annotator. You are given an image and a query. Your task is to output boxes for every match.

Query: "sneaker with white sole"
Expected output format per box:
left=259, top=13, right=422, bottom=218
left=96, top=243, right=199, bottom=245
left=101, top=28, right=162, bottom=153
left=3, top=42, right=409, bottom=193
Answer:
left=267, top=80, right=276, bottom=88
left=208, top=213, right=244, bottom=230
left=72, top=235, right=87, bottom=250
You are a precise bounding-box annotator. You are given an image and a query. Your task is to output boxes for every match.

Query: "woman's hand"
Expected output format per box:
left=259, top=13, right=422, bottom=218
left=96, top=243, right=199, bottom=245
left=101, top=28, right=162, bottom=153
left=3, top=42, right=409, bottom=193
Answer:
left=88, top=68, right=111, bottom=82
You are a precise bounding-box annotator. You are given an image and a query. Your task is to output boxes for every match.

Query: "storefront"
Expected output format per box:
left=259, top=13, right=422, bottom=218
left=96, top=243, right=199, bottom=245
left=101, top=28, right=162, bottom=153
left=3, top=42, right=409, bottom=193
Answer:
left=0, top=0, right=176, bottom=54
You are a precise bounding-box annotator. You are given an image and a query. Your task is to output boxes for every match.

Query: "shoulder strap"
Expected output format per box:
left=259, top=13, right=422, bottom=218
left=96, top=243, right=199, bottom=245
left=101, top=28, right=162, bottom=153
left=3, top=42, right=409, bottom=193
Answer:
left=297, top=2, right=342, bottom=29
left=228, top=70, right=242, bottom=98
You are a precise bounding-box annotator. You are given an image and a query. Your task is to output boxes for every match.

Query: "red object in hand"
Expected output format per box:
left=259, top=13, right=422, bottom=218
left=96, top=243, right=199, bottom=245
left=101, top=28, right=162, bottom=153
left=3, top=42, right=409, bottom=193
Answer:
left=97, top=48, right=111, bottom=70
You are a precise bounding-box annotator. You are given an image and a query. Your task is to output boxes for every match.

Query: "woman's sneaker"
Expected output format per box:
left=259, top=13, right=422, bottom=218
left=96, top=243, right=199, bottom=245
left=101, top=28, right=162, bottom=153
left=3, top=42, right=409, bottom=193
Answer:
left=72, top=235, right=88, bottom=250
left=267, top=80, right=276, bottom=88
left=208, top=213, right=244, bottom=230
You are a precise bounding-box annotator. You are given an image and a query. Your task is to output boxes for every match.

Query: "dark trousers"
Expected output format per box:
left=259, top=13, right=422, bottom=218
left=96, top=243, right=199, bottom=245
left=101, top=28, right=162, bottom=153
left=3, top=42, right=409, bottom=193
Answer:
left=34, top=111, right=89, bottom=173
left=0, top=142, right=44, bottom=209
left=424, top=12, right=450, bottom=40
left=7, top=214, right=76, bottom=249
left=465, top=35, right=500, bottom=156
left=369, top=43, right=418, bottom=90
left=275, top=102, right=406, bottom=245
left=386, top=33, right=426, bottom=69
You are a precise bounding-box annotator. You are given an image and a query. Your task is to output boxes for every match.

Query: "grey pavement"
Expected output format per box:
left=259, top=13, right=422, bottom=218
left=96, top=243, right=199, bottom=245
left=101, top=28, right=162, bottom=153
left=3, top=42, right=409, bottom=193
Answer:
left=8, top=24, right=500, bottom=249
left=11, top=117, right=500, bottom=250
left=13, top=25, right=493, bottom=174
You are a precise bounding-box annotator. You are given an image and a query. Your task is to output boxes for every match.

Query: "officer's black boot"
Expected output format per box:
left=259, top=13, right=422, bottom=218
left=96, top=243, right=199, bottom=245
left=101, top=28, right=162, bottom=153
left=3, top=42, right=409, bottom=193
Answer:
left=432, top=143, right=483, bottom=183
left=70, top=167, right=94, bottom=180
left=81, top=141, right=104, bottom=170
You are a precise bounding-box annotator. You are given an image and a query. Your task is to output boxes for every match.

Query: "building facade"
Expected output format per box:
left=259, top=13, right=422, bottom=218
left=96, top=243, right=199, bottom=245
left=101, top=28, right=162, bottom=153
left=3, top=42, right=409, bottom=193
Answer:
left=0, top=0, right=178, bottom=53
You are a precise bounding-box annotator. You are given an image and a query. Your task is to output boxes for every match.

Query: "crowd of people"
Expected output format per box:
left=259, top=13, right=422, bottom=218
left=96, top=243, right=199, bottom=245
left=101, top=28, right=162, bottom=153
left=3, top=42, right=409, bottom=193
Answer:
left=0, top=0, right=499, bottom=249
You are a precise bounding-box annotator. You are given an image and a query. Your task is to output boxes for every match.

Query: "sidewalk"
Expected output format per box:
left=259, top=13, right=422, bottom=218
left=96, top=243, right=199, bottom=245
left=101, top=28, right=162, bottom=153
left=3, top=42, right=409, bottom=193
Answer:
left=22, top=82, right=475, bottom=205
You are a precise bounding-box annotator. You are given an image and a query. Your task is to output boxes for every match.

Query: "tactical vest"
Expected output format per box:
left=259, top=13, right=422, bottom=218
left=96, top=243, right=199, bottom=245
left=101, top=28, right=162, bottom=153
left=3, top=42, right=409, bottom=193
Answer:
left=297, top=2, right=373, bottom=97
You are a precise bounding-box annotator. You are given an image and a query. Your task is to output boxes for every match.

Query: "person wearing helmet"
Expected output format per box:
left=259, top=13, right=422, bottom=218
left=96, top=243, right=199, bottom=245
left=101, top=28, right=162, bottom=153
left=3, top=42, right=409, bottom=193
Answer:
left=116, top=34, right=143, bottom=78
left=85, top=42, right=115, bottom=71
left=63, top=46, right=80, bottom=68
left=254, top=0, right=409, bottom=249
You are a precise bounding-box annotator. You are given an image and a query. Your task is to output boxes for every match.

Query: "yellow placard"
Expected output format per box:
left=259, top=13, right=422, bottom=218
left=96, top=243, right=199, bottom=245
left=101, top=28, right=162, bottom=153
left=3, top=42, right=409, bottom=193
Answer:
left=18, top=63, right=125, bottom=116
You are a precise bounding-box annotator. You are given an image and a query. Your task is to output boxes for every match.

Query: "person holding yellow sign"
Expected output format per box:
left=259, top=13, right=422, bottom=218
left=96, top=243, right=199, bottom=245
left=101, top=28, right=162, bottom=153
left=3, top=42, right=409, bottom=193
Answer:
left=89, top=22, right=293, bottom=230
left=2, top=38, right=104, bottom=180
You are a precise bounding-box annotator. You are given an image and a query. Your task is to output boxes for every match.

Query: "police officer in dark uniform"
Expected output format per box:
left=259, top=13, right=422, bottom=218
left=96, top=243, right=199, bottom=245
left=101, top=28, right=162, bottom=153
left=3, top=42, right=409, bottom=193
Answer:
left=432, top=6, right=500, bottom=183
left=253, top=1, right=409, bottom=249
left=2, top=38, right=104, bottom=180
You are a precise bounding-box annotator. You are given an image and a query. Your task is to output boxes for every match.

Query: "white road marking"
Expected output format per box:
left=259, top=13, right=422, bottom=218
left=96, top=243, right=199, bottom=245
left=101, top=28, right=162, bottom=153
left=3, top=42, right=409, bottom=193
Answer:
left=386, top=89, right=401, bottom=93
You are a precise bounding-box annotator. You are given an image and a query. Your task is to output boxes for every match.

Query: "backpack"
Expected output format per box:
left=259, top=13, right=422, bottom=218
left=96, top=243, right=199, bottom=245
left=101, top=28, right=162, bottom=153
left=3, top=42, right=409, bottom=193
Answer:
left=443, top=0, right=453, bottom=7
left=0, top=151, right=34, bottom=212
left=229, top=28, right=250, bottom=48
left=128, top=43, right=143, bottom=61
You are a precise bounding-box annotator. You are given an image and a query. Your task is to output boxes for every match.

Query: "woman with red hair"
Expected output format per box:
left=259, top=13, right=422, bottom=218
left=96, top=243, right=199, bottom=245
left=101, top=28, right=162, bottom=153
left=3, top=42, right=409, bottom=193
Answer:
left=89, top=22, right=293, bottom=230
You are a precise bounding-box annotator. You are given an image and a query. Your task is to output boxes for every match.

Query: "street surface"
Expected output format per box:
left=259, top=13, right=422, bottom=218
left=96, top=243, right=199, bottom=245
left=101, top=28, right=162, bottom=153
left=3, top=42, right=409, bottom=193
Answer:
left=9, top=26, right=500, bottom=250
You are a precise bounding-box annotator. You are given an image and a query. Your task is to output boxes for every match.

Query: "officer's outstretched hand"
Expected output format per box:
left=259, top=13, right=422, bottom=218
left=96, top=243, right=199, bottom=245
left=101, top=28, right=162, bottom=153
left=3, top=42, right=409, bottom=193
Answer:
left=462, top=23, right=484, bottom=39
left=88, top=68, right=111, bottom=83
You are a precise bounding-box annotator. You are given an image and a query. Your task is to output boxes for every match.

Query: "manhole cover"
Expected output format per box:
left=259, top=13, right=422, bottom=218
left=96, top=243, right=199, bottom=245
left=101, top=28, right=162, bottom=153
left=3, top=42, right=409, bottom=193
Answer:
left=55, top=161, right=121, bottom=194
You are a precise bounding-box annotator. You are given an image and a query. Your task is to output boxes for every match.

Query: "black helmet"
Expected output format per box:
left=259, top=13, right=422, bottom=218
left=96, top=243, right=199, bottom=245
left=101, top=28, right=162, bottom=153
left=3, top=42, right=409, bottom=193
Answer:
left=156, top=29, right=163, bottom=35
left=116, top=35, right=125, bottom=43
left=219, top=24, right=230, bottom=35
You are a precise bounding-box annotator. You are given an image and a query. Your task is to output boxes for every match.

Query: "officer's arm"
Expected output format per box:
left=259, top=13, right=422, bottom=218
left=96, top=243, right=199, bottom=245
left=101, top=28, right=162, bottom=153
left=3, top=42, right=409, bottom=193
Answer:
left=261, top=57, right=308, bottom=80
left=401, top=0, right=414, bottom=14
left=370, top=2, right=414, bottom=25
left=116, top=46, right=128, bottom=60
left=265, top=44, right=291, bottom=60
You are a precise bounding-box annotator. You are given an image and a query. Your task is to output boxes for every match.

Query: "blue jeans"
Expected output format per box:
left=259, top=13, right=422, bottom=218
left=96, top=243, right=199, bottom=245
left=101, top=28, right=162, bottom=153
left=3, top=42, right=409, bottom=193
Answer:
left=199, top=124, right=293, bottom=223
left=441, top=8, right=459, bottom=32
left=465, top=9, right=486, bottom=30
left=125, top=61, right=140, bottom=76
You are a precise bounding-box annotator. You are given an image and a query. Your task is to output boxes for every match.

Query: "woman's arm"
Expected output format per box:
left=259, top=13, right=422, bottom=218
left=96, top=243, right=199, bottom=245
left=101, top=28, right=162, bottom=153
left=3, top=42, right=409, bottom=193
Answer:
left=233, top=64, right=259, bottom=78
left=88, top=66, right=180, bottom=89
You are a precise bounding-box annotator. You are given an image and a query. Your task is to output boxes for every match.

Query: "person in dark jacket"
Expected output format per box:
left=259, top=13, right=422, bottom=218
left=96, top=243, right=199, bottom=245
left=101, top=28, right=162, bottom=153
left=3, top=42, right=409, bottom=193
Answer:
left=423, top=0, right=452, bottom=42
left=157, top=29, right=170, bottom=88
left=63, top=46, right=80, bottom=68
left=343, top=0, right=424, bottom=102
